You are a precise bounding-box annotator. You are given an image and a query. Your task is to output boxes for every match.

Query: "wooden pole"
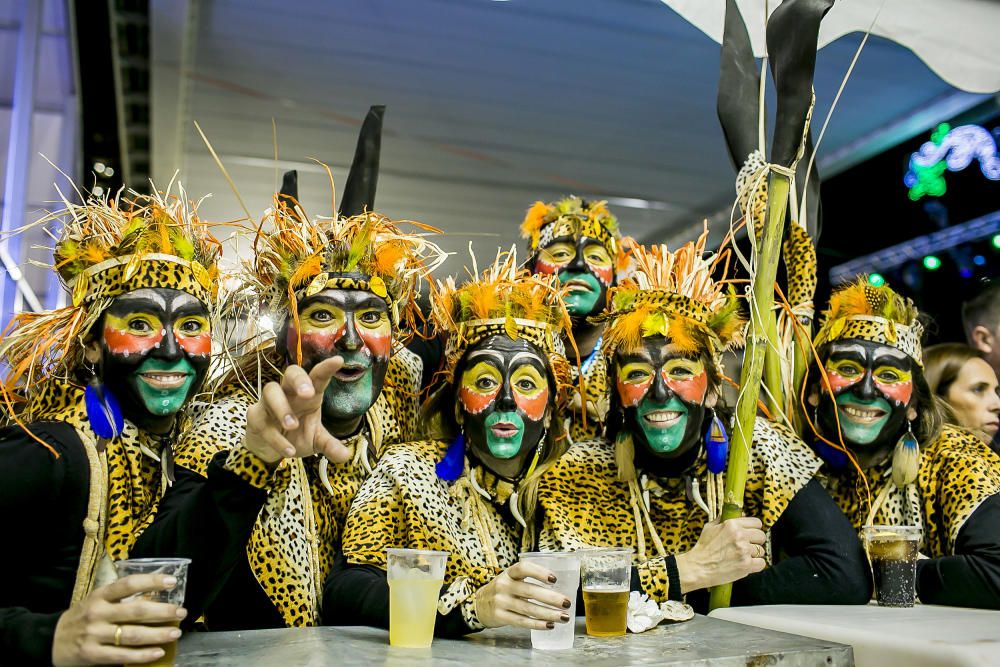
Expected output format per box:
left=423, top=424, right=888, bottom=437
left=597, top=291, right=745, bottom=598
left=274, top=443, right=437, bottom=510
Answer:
left=709, top=170, right=790, bottom=610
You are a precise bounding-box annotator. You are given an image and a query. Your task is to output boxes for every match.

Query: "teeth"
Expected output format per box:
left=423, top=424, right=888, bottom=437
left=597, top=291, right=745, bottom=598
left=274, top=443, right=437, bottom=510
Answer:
left=842, top=406, right=885, bottom=420
left=644, top=410, right=682, bottom=425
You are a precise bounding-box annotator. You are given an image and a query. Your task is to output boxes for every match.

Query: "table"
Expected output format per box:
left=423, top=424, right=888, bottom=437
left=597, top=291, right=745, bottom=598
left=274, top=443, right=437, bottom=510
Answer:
left=175, top=615, right=852, bottom=666
left=711, top=604, right=1000, bottom=667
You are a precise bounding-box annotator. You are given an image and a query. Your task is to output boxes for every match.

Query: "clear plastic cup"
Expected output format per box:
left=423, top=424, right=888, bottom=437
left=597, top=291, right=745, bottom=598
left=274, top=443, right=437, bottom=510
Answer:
left=519, top=551, right=581, bottom=650
left=386, top=548, right=449, bottom=648
left=114, top=558, right=191, bottom=667
left=580, top=548, right=631, bottom=637
left=863, top=525, right=921, bottom=607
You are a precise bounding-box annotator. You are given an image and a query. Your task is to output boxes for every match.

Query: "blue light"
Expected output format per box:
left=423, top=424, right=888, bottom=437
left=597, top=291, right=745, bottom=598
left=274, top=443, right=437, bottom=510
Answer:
left=960, top=267, right=974, bottom=278
left=974, top=255, right=987, bottom=266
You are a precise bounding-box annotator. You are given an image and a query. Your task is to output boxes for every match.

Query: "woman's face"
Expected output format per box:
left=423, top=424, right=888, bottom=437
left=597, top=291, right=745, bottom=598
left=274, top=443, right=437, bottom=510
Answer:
left=945, top=357, right=1000, bottom=438
left=458, top=335, right=552, bottom=480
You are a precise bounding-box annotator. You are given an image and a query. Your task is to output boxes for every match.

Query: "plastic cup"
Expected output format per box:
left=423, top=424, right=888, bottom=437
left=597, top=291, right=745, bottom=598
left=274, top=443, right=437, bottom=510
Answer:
left=863, top=525, right=921, bottom=607
left=520, top=551, right=581, bottom=650
left=386, top=548, right=449, bottom=648
left=114, top=558, right=191, bottom=667
left=580, top=548, right=631, bottom=637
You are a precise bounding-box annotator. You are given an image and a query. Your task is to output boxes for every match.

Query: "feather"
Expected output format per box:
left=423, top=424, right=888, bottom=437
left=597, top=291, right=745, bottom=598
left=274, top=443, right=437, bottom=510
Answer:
left=84, top=376, right=125, bottom=439
left=436, top=432, right=466, bottom=481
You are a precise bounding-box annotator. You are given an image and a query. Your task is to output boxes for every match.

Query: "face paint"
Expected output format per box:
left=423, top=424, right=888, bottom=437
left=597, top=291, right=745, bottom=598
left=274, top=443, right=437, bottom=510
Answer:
left=615, top=336, right=710, bottom=463
left=282, top=287, right=392, bottom=436
left=98, top=288, right=211, bottom=434
left=816, top=340, right=915, bottom=450
left=459, top=336, right=552, bottom=480
left=533, top=237, right=612, bottom=318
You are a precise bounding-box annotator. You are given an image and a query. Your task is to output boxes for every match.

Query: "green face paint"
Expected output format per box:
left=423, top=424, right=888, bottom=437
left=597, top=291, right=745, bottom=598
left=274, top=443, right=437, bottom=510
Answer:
left=637, top=396, right=689, bottom=453
left=834, top=394, right=893, bottom=444
left=322, top=349, right=375, bottom=424
left=484, top=411, right=525, bottom=458
left=133, top=357, right=197, bottom=417
left=558, top=271, right=602, bottom=317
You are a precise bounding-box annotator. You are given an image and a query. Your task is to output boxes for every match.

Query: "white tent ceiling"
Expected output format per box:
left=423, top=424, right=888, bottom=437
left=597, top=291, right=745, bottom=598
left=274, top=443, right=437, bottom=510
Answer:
left=150, top=0, right=992, bottom=278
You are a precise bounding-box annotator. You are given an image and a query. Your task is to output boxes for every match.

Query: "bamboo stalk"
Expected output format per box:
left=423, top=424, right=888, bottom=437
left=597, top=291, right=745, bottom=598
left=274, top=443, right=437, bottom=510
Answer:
left=763, top=309, right=783, bottom=417
left=709, top=170, right=791, bottom=611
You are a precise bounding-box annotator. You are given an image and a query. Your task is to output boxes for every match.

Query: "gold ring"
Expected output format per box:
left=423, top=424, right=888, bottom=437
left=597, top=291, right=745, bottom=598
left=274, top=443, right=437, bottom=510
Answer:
left=114, top=625, right=123, bottom=647
left=756, top=544, right=765, bottom=559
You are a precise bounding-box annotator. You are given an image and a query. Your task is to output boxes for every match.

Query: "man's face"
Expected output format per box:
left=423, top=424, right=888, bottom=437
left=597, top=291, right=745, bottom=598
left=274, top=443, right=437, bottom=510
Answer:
left=284, top=288, right=392, bottom=435
left=98, top=288, right=211, bottom=433
left=615, top=336, right=710, bottom=460
left=458, top=335, right=551, bottom=481
left=816, top=339, right=914, bottom=450
left=533, top=235, right=613, bottom=318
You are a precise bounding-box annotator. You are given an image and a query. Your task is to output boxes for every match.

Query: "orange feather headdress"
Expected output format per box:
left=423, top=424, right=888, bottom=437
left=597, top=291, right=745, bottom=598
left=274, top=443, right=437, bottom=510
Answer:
left=0, top=186, right=221, bottom=421
left=594, top=226, right=745, bottom=364
left=813, top=277, right=923, bottom=366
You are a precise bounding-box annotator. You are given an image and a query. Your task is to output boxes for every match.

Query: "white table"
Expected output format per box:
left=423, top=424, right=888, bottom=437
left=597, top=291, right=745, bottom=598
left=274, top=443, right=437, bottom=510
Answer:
left=710, top=603, right=1000, bottom=667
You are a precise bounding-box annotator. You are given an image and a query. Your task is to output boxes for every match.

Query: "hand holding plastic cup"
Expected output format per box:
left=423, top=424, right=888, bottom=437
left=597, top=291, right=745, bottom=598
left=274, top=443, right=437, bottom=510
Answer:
left=863, top=525, right=921, bottom=607
left=580, top=548, right=632, bottom=637
left=519, top=551, right=581, bottom=650
left=387, top=548, right=449, bottom=648
left=114, top=558, right=191, bottom=667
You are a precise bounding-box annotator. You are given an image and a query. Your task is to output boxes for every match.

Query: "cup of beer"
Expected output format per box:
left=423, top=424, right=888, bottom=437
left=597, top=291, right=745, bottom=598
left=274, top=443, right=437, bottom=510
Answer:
left=114, top=557, right=191, bottom=667
left=519, top=551, right=581, bottom=650
left=386, top=548, right=448, bottom=648
left=863, top=525, right=921, bottom=607
left=580, top=548, right=631, bottom=637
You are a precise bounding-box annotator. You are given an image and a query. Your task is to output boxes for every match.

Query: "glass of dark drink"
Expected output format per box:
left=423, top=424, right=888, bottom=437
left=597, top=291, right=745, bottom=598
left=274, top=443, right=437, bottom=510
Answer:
left=863, top=525, right=921, bottom=607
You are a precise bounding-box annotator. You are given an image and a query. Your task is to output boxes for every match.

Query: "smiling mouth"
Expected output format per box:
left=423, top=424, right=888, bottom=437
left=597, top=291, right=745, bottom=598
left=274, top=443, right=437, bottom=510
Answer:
left=490, top=422, right=519, bottom=439
left=642, top=410, right=684, bottom=428
left=840, top=405, right=888, bottom=423
left=138, top=372, right=190, bottom=390
left=334, top=364, right=369, bottom=382
left=564, top=279, right=593, bottom=293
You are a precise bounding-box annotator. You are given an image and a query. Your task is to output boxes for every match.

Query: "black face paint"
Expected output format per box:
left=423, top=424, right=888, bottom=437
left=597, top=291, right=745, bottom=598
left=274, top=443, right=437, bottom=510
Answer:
left=457, top=335, right=552, bottom=481
left=280, top=287, right=392, bottom=438
left=614, top=336, right=711, bottom=469
left=815, top=339, right=915, bottom=451
left=98, top=288, right=211, bottom=434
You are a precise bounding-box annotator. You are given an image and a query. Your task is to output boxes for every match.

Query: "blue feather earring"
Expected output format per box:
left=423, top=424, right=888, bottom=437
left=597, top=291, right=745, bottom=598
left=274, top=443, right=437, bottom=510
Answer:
left=436, top=430, right=466, bottom=481
left=705, top=409, right=729, bottom=474
left=83, top=363, right=124, bottom=442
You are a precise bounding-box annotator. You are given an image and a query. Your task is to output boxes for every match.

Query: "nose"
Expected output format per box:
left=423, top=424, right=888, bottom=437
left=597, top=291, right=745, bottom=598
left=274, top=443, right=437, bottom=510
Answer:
left=988, top=390, right=1000, bottom=414
left=339, top=314, right=363, bottom=351
left=565, top=242, right=586, bottom=273
left=854, top=371, right=877, bottom=401
left=154, top=327, right=180, bottom=359
left=496, top=380, right=517, bottom=412
left=650, top=369, right=671, bottom=404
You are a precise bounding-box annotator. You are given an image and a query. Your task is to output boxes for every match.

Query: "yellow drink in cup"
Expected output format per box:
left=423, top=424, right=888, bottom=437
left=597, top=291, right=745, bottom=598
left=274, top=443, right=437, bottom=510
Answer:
left=580, top=548, right=632, bottom=638
left=114, top=558, right=190, bottom=667
left=386, top=548, right=448, bottom=648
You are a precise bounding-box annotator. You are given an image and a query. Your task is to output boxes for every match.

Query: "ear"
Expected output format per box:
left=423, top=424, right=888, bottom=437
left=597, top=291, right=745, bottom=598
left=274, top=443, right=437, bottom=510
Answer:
left=907, top=406, right=918, bottom=421
left=971, top=325, right=993, bottom=355
left=83, top=339, right=101, bottom=364
left=807, top=386, right=820, bottom=408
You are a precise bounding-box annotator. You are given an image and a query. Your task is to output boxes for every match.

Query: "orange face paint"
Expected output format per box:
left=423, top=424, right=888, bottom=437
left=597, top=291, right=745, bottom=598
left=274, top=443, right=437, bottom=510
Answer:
left=103, top=313, right=165, bottom=356
left=510, top=365, right=549, bottom=421
left=459, top=361, right=502, bottom=414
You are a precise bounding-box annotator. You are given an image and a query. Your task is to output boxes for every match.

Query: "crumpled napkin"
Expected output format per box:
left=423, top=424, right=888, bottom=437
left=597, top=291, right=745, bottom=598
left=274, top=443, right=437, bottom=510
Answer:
left=625, top=592, right=695, bottom=633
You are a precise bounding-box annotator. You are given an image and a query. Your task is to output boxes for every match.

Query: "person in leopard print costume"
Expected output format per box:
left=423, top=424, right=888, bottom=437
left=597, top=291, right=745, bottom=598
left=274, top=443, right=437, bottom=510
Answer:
left=325, top=251, right=581, bottom=636
left=536, top=233, right=871, bottom=612
left=804, top=277, right=1000, bottom=608
left=521, top=196, right=633, bottom=443
left=0, top=188, right=257, bottom=666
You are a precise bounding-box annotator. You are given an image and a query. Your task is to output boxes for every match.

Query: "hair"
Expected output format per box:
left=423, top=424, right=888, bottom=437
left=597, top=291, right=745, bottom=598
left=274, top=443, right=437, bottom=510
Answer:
left=962, top=282, right=1000, bottom=340
left=420, top=336, right=569, bottom=541
left=923, top=343, right=984, bottom=398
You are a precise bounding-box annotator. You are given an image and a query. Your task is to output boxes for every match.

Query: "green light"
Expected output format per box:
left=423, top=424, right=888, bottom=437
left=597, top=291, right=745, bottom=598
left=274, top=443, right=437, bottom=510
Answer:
left=923, top=255, right=941, bottom=270
left=868, top=273, right=885, bottom=287
left=992, top=234, right=1000, bottom=249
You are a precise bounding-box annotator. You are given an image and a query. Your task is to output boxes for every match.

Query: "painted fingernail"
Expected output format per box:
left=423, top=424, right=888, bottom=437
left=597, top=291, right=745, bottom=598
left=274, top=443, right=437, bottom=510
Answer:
left=163, top=576, right=177, bottom=588
left=560, top=613, right=570, bottom=623
left=283, top=415, right=297, bottom=428
left=546, top=621, right=555, bottom=629
left=176, top=607, right=188, bottom=619
left=562, top=599, right=572, bottom=609
left=169, top=629, right=182, bottom=639
left=548, top=575, right=558, bottom=583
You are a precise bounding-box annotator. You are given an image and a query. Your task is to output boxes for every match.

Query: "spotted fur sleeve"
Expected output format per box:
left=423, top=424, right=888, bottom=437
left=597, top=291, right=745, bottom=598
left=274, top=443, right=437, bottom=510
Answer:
left=743, top=417, right=823, bottom=530
left=340, top=450, right=407, bottom=571
left=921, top=427, right=1000, bottom=555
